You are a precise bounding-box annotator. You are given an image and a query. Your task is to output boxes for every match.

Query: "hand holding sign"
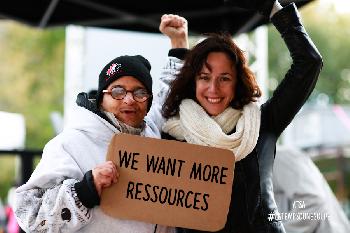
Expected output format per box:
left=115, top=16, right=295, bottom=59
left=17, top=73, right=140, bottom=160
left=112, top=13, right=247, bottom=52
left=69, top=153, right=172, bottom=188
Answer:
left=101, top=134, right=235, bottom=231
left=92, top=161, right=119, bottom=196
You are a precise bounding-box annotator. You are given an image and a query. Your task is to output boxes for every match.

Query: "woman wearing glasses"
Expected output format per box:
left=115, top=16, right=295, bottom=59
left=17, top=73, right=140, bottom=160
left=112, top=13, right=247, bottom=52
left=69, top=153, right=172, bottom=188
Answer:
left=14, top=16, right=188, bottom=233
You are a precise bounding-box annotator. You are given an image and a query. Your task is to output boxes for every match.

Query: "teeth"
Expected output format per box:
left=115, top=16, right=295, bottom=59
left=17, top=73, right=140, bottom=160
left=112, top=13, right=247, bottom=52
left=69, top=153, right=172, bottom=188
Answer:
left=207, top=98, right=221, bottom=103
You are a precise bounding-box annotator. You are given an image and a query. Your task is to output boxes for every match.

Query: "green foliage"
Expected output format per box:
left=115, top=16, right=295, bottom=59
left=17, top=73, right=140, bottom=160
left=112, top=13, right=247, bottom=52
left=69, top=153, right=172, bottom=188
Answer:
left=267, top=1, right=350, bottom=105
left=0, top=22, right=65, bottom=148
left=0, top=157, right=16, bottom=200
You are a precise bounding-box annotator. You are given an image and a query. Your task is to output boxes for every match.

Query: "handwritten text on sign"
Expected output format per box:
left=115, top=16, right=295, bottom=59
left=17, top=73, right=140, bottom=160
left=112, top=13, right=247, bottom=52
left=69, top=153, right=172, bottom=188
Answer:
left=100, top=134, right=235, bottom=231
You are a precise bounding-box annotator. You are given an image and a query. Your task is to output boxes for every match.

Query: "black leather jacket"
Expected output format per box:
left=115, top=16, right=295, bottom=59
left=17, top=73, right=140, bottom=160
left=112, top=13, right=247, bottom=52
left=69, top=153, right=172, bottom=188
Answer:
left=162, top=3, right=323, bottom=233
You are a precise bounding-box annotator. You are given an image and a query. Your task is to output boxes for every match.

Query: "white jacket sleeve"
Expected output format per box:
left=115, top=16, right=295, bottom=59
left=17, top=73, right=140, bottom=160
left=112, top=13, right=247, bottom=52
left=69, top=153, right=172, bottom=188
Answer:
left=15, top=180, right=91, bottom=233
left=145, top=56, right=183, bottom=134
left=14, top=137, right=92, bottom=233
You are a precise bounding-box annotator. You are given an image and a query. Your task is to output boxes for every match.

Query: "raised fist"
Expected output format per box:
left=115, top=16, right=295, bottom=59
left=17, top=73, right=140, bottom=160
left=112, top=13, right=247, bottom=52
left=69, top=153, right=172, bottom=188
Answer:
left=159, top=14, right=189, bottom=48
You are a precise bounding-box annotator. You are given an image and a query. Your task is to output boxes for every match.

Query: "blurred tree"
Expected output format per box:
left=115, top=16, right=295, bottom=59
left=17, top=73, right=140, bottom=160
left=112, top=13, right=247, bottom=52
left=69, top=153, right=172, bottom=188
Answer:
left=268, top=1, right=350, bottom=105
left=0, top=22, right=65, bottom=148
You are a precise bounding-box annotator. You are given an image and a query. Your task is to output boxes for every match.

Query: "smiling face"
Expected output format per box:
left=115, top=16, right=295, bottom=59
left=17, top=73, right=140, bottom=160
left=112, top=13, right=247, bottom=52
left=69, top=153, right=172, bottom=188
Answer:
left=195, top=52, right=237, bottom=116
left=101, top=76, right=148, bottom=127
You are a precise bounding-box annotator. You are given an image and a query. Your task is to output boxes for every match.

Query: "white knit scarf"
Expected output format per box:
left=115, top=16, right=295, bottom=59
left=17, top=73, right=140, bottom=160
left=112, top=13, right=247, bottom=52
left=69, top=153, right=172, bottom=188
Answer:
left=104, top=111, right=145, bottom=136
left=162, top=99, right=261, bottom=161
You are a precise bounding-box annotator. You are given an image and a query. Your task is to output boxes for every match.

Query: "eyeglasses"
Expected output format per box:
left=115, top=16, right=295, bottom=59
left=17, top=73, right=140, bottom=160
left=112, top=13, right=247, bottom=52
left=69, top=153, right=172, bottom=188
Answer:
left=103, top=86, right=151, bottom=103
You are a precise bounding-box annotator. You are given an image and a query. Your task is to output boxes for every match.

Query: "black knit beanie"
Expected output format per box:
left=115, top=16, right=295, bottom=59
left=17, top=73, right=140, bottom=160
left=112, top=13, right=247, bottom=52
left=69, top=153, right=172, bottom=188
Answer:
left=96, top=55, right=153, bottom=111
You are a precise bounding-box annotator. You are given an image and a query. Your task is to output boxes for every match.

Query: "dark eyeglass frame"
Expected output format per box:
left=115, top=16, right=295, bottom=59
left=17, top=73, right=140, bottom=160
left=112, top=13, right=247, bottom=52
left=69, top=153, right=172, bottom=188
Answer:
left=102, top=86, right=151, bottom=103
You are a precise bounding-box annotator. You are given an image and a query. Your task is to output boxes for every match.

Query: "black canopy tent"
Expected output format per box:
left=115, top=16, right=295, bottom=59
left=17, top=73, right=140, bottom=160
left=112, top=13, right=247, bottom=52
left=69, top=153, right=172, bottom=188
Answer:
left=0, top=0, right=313, bottom=35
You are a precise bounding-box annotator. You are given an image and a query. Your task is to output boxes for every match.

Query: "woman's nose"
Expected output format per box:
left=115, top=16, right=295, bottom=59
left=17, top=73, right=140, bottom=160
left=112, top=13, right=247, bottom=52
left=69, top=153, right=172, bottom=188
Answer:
left=123, top=92, right=135, bottom=103
left=208, top=80, right=219, bottom=93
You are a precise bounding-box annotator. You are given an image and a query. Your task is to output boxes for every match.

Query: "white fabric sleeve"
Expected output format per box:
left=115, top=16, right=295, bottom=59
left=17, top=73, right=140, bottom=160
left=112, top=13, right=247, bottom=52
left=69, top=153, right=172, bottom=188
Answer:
left=270, top=0, right=283, bottom=18
left=15, top=179, right=92, bottom=233
left=145, top=56, right=184, bottom=133
left=14, top=136, right=92, bottom=233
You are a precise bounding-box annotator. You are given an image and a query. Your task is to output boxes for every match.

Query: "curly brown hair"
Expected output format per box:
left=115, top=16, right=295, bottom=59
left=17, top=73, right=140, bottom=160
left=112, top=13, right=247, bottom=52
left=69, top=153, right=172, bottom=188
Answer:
left=162, top=33, right=262, bottom=119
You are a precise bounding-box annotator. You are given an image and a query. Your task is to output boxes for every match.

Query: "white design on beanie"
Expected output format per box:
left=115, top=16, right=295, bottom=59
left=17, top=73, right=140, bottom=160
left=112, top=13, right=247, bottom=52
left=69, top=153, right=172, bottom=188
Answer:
left=105, top=63, right=122, bottom=80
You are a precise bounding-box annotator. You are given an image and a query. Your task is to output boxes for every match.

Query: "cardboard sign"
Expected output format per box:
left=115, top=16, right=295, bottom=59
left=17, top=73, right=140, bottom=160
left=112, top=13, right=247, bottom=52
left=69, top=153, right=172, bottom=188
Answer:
left=100, top=134, right=235, bottom=231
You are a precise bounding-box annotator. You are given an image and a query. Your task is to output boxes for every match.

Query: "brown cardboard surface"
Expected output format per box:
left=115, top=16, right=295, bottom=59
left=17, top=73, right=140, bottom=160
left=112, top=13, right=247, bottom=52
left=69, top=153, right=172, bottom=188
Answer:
left=100, top=134, right=235, bottom=231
